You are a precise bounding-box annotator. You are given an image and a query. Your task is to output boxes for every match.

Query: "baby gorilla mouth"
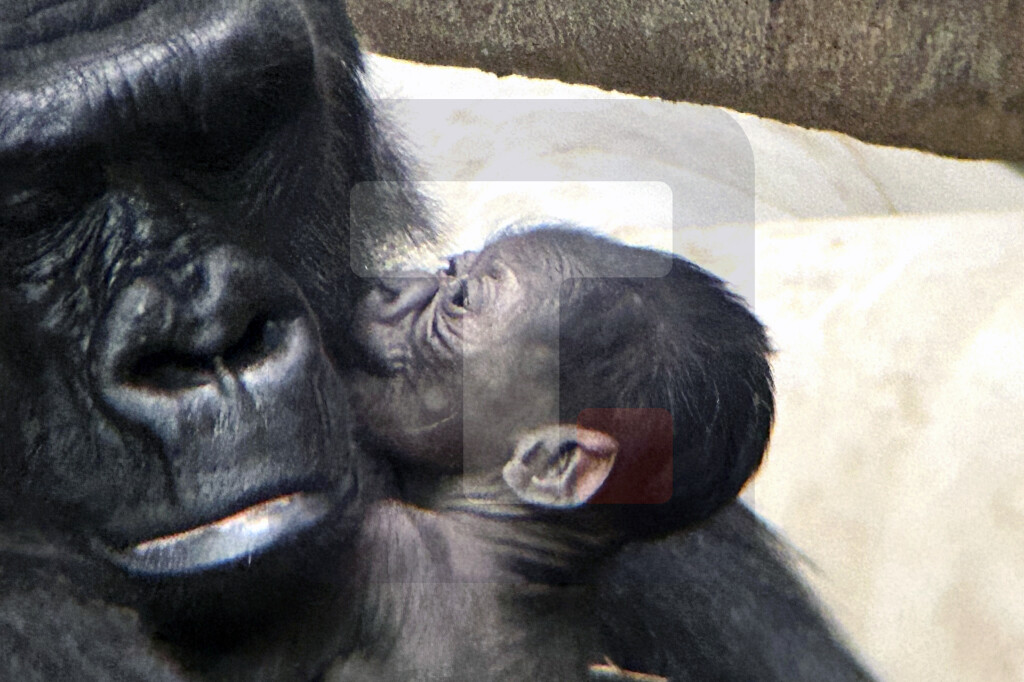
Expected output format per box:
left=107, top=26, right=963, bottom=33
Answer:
left=107, top=493, right=331, bottom=575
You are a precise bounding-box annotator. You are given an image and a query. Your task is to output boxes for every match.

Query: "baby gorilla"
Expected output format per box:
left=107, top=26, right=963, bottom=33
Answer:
left=329, top=227, right=776, bottom=681
left=351, top=226, right=773, bottom=530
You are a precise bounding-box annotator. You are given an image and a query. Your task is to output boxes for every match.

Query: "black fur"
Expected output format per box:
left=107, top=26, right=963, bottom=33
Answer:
left=2, top=0, right=421, bottom=678
left=597, top=503, right=874, bottom=681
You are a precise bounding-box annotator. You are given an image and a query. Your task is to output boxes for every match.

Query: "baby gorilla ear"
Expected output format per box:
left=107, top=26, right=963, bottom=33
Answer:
left=502, top=425, right=619, bottom=507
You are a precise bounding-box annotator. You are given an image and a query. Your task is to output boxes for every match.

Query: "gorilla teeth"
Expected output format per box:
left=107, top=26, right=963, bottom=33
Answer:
left=107, top=493, right=331, bottom=576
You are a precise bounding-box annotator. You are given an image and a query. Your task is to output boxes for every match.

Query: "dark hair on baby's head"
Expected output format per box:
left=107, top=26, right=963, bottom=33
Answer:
left=533, top=228, right=774, bottom=532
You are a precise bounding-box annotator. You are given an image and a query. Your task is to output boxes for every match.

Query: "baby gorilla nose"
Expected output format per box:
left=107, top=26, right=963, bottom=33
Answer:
left=368, top=274, right=441, bottom=322
left=352, top=274, right=444, bottom=377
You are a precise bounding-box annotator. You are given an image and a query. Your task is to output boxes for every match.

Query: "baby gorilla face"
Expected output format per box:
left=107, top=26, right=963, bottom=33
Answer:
left=350, top=232, right=570, bottom=470
left=353, top=226, right=774, bottom=524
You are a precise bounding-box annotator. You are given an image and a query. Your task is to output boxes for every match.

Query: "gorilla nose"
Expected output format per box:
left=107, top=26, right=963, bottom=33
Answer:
left=91, top=246, right=316, bottom=428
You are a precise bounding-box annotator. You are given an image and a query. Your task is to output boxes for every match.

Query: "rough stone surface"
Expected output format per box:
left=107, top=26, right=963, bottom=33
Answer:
left=348, top=0, right=1024, bottom=160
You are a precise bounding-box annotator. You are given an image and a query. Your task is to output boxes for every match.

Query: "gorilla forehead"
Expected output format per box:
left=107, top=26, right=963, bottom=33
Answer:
left=2, top=0, right=320, bottom=157
left=0, top=0, right=395, bottom=326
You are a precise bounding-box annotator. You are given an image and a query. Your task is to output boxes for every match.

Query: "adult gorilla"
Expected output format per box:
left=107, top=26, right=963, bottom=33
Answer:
left=1, top=0, right=425, bottom=678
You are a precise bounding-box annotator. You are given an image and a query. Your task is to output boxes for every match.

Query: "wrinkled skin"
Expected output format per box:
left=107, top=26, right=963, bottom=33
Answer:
left=352, top=233, right=565, bottom=470
left=1, top=0, right=425, bottom=678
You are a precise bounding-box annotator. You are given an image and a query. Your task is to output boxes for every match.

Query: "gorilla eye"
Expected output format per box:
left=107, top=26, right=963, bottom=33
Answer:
left=450, top=279, right=469, bottom=308
left=445, top=258, right=458, bottom=277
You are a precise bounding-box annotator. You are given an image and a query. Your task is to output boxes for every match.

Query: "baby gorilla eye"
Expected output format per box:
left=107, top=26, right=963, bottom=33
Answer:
left=450, top=279, right=470, bottom=308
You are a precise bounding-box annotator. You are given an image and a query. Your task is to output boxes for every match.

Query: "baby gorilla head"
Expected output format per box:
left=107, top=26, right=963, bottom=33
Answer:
left=351, top=226, right=773, bottom=529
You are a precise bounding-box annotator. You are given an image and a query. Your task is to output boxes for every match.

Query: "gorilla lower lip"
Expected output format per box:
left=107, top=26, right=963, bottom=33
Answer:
left=110, top=493, right=330, bottom=575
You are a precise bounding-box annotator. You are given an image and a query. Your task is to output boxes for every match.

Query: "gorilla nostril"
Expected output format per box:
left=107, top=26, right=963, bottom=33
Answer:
left=129, top=349, right=216, bottom=392
left=220, top=314, right=288, bottom=373
left=126, top=314, right=291, bottom=392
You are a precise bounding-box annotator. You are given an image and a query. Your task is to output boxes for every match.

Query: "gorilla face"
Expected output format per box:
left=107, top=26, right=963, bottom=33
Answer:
left=0, top=0, right=423, bottom=578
